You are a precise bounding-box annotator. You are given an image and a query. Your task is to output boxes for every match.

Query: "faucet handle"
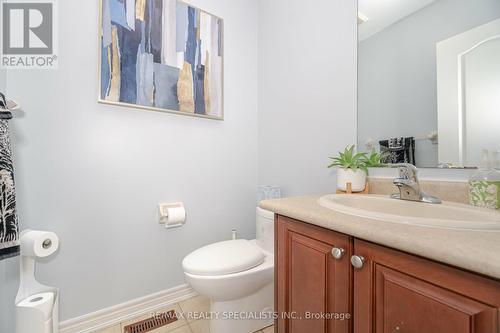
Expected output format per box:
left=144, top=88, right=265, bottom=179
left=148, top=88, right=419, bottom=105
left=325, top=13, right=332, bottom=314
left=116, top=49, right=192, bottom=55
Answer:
left=398, top=164, right=418, bottom=182
left=384, top=163, right=418, bottom=182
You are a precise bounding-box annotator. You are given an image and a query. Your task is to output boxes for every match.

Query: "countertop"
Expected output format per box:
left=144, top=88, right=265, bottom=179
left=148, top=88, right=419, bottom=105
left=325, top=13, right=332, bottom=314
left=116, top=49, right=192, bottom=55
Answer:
left=259, top=195, right=500, bottom=280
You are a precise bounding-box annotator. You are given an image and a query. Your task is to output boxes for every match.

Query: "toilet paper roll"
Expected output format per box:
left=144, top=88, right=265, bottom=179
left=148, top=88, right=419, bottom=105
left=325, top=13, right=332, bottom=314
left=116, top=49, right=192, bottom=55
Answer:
left=20, top=230, right=59, bottom=258
left=165, top=206, right=186, bottom=226
left=17, top=292, right=55, bottom=321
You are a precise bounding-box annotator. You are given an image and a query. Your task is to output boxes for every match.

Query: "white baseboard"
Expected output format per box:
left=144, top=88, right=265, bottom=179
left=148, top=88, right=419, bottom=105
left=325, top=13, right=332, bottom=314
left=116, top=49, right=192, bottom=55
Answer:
left=59, top=284, right=197, bottom=333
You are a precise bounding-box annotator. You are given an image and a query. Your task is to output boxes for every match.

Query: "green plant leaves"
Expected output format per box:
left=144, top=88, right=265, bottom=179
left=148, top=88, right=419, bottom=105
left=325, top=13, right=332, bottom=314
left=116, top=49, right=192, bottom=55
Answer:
left=362, top=151, right=386, bottom=168
left=328, top=145, right=386, bottom=174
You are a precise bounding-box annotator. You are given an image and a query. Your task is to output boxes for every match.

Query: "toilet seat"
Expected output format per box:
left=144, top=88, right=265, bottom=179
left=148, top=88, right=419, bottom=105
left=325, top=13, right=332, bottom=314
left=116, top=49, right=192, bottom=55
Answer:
left=182, top=239, right=265, bottom=276
left=183, top=247, right=273, bottom=301
left=182, top=208, right=275, bottom=333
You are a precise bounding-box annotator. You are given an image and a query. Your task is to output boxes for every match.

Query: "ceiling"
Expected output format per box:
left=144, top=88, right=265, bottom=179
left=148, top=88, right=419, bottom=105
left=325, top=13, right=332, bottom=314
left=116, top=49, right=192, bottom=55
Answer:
left=358, top=0, right=438, bottom=41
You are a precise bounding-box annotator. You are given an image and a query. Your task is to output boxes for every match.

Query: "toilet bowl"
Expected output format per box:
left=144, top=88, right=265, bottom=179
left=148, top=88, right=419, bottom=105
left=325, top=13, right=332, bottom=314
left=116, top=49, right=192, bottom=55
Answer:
left=182, top=207, right=275, bottom=333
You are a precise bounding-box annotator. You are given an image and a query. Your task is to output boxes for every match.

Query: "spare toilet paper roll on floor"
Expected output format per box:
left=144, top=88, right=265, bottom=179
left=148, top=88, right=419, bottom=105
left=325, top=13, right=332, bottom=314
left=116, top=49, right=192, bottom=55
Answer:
left=16, top=292, right=55, bottom=333
left=20, top=230, right=59, bottom=258
left=17, top=292, right=55, bottom=320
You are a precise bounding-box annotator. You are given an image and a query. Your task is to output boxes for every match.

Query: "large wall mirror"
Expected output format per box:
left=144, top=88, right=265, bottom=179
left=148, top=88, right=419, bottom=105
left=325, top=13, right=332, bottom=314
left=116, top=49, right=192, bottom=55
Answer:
left=357, top=0, right=500, bottom=168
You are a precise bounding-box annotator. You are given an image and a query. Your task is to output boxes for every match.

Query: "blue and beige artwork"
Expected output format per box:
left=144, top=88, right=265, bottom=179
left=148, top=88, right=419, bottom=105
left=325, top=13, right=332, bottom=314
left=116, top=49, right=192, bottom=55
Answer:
left=100, top=0, right=224, bottom=119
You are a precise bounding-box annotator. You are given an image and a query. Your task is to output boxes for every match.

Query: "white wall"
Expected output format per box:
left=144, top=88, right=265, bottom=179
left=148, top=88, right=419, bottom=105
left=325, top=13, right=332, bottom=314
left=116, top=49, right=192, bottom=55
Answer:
left=0, top=0, right=258, bottom=330
left=258, top=0, right=358, bottom=197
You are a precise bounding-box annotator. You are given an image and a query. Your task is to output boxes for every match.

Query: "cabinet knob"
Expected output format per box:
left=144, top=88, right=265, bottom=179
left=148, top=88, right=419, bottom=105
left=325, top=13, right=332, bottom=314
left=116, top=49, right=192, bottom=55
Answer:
left=331, top=247, right=345, bottom=260
left=351, top=255, right=365, bottom=269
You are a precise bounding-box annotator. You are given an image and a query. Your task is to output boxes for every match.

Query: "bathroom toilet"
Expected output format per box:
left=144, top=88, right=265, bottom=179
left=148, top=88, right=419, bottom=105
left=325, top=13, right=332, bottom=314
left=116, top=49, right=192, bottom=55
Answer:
left=182, top=207, right=275, bottom=333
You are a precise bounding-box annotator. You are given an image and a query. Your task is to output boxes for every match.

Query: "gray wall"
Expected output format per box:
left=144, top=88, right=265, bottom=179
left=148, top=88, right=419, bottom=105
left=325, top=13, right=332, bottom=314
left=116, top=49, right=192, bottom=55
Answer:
left=358, top=0, right=500, bottom=167
left=0, top=0, right=258, bottom=330
left=0, top=71, right=5, bottom=92
left=258, top=0, right=358, bottom=196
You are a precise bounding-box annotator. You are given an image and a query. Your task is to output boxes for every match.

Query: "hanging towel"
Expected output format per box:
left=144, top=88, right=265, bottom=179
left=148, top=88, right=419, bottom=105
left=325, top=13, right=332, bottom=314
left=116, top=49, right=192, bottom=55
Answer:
left=379, top=137, right=416, bottom=165
left=0, top=93, right=19, bottom=260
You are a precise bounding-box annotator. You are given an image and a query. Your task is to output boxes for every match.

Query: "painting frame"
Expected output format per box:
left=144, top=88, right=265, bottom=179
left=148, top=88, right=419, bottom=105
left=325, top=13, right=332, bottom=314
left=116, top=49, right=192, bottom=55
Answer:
left=97, top=0, right=225, bottom=121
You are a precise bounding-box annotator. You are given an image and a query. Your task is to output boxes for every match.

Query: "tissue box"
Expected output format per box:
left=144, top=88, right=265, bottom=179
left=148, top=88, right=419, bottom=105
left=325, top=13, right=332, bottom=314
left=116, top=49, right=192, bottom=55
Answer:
left=258, top=185, right=281, bottom=202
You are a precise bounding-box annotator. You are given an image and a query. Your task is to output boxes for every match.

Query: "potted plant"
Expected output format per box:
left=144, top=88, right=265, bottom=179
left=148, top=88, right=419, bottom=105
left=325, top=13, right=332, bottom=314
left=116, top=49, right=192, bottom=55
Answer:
left=362, top=150, right=385, bottom=169
left=328, top=145, right=368, bottom=192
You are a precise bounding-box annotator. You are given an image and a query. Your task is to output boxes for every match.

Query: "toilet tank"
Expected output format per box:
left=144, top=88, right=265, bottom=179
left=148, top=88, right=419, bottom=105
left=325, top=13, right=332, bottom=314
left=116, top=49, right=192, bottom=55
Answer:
left=256, top=207, right=275, bottom=254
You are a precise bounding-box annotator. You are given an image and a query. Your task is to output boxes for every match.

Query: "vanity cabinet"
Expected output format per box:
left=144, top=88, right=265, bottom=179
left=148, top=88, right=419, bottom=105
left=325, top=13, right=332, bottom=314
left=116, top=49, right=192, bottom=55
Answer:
left=275, top=215, right=500, bottom=333
left=354, top=239, right=500, bottom=333
left=275, top=215, right=353, bottom=333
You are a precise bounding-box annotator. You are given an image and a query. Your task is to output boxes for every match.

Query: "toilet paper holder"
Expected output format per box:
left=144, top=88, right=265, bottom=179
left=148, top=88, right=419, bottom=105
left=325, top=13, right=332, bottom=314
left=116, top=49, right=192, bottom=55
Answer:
left=158, top=202, right=186, bottom=229
left=15, top=230, right=59, bottom=333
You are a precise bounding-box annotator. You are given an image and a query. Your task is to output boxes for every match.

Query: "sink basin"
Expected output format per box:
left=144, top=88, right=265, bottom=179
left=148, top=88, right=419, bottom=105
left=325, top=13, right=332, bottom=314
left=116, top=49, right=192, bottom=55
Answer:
left=318, top=194, right=500, bottom=231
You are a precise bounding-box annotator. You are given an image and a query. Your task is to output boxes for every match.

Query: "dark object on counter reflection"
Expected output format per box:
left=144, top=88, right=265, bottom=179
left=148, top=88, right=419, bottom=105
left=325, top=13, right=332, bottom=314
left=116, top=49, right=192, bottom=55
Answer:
left=379, top=137, right=416, bottom=165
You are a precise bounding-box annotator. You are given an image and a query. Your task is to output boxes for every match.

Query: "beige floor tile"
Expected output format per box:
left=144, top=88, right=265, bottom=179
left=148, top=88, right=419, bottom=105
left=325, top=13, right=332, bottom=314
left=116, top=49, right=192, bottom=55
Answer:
left=179, top=295, right=211, bottom=323
left=93, top=324, right=121, bottom=333
left=120, top=303, right=188, bottom=333
left=166, top=325, right=193, bottom=333
left=261, top=325, right=274, bottom=333
left=189, top=319, right=210, bottom=333
left=189, top=318, right=271, bottom=333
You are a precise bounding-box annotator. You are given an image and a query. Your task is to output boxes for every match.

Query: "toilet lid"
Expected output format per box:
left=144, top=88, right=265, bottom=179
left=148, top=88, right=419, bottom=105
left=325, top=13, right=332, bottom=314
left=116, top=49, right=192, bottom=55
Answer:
left=182, top=239, right=265, bottom=276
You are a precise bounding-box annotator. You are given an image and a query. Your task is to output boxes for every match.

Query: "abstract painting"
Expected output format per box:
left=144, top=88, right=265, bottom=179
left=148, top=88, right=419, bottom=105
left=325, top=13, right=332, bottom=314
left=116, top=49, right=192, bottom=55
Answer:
left=99, top=0, right=224, bottom=119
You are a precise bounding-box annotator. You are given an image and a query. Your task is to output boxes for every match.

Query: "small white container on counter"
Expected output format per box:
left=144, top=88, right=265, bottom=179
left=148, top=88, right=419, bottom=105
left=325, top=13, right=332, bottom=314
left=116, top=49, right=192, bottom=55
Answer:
left=337, top=168, right=367, bottom=192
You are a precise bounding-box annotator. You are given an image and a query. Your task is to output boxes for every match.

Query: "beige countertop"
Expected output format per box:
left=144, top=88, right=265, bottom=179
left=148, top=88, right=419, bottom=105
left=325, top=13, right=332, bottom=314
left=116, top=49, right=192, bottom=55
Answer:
left=260, top=195, right=500, bottom=280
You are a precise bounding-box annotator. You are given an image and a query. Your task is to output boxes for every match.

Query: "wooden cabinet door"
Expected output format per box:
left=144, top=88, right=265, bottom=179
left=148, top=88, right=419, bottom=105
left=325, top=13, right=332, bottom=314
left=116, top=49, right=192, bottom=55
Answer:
left=353, top=239, right=500, bottom=333
left=276, top=215, right=353, bottom=333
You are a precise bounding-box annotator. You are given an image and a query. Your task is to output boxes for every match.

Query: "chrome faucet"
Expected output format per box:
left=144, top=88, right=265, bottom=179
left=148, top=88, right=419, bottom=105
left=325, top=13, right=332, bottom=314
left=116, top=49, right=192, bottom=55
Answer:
left=390, top=164, right=441, bottom=204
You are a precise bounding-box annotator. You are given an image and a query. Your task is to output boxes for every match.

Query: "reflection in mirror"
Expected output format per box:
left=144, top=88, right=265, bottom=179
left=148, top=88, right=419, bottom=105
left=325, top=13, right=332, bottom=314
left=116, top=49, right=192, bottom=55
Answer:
left=464, top=38, right=500, bottom=166
left=357, top=0, right=500, bottom=168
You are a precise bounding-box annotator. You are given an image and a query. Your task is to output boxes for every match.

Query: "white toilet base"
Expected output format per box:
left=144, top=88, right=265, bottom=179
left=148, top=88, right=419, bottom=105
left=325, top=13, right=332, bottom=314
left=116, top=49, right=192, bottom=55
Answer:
left=210, top=282, right=274, bottom=333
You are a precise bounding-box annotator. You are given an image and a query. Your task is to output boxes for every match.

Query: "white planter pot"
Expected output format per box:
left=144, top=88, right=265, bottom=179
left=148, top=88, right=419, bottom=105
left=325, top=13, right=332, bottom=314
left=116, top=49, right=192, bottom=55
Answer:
left=336, top=168, right=367, bottom=192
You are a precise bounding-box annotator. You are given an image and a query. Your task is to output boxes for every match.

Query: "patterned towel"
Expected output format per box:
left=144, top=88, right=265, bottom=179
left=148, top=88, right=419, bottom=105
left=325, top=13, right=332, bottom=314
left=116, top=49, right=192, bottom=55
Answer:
left=0, top=93, right=19, bottom=260
left=379, top=137, right=416, bottom=165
